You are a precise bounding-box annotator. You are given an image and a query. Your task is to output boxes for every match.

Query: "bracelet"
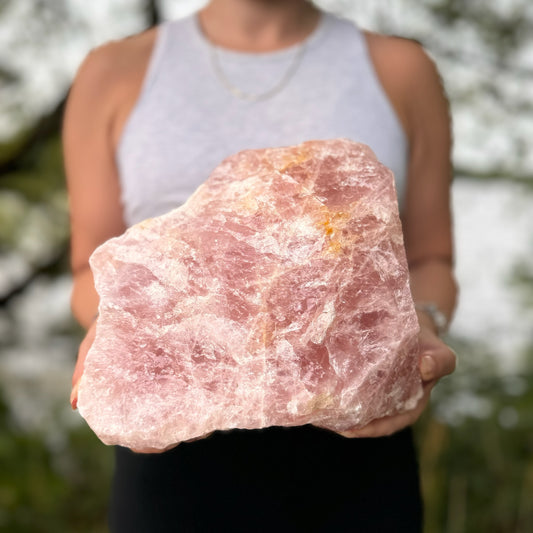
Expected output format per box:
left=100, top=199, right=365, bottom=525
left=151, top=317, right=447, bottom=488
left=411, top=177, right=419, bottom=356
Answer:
left=415, top=302, right=448, bottom=335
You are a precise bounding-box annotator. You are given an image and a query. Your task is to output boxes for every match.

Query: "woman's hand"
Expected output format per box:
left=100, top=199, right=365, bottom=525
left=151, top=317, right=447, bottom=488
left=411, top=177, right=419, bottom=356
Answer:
left=70, top=319, right=97, bottom=410
left=337, top=324, right=456, bottom=438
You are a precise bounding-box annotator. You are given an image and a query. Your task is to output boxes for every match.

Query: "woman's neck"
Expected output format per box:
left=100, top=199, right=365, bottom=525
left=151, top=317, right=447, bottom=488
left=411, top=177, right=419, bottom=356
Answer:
left=199, top=0, right=321, bottom=52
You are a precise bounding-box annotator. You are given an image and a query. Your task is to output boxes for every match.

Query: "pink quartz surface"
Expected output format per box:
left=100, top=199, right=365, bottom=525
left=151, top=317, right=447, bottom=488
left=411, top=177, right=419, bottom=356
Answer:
left=77, top=139, right=422, bottom=450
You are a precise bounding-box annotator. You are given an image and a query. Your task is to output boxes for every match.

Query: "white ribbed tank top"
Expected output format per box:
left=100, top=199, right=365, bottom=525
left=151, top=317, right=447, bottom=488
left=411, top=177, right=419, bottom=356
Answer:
left=117, top=11, right=408, bottom=227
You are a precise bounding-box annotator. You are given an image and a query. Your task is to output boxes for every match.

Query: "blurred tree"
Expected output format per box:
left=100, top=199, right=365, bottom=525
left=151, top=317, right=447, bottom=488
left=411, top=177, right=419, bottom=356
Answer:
left=0, top=1, right=532, bottom=531
left=322, top=0, right=533, bottom=181
left=0, top=0, right=162, bottom=306
left=146, top=0, right=162, bottom=27
left=0, top=0, right=531, bottom=181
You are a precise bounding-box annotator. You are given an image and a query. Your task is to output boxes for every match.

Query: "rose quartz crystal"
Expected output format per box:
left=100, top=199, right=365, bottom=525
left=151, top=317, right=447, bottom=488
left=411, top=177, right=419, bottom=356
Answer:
left=77, top=139, right=422, bottom=450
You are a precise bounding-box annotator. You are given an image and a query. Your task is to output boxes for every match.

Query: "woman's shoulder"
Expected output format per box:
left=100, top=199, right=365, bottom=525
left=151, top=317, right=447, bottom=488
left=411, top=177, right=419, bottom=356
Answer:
left=67, top=26, right=161, bottom=148
left=362, top=30, right=448, bottom=138
left=72, top=27, right=158, bottom=98
left=364, top=31, right=442, bottom=84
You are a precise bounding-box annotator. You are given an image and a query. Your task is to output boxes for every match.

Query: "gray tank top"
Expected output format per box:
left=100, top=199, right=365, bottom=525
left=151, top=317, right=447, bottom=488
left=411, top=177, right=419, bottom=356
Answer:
left=117, top=12, right=408, bottom=227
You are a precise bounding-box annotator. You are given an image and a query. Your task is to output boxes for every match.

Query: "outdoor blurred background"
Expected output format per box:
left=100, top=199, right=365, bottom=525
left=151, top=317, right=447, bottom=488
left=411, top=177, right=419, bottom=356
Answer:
left=0, top=0, right=532, bottom=531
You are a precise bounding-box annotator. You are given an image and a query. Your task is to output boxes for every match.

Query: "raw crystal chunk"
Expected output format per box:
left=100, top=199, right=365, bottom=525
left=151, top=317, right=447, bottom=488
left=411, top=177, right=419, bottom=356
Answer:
left=77, top=139, right=422, bottom=450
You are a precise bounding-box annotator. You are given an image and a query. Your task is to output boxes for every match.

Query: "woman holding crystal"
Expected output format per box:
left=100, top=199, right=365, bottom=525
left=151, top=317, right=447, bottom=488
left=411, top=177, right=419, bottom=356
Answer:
left=64, top=0, right=457, bottom=530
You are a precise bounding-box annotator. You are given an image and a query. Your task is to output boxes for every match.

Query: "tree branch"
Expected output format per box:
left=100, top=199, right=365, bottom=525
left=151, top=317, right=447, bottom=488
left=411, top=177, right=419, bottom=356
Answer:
left=0, top=244, right=69, bottom=307
left=454, top=166, right=533, bottom=185
left=0, top=94, right=66, bottom=176
left=145, top=0, right=162, bottom=27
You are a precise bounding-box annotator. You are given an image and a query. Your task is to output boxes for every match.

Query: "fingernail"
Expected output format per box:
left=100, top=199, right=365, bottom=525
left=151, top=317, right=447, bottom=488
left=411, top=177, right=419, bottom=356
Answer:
left=70, top=382, right=78, bottom=410
left=421, top=355, right=436, bottom=380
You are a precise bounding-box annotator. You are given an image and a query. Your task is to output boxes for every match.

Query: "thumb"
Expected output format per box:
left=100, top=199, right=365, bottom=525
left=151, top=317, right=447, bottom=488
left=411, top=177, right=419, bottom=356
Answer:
left=70, top=380, right=80, bottom=410
left=420, top=345, right=457, bottom=382
left=71, top=320, right=97, bottom=409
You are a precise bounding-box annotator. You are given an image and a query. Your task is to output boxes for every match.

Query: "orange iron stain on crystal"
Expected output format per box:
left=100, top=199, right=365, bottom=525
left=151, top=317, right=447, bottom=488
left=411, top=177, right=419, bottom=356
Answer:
left=276, top=147, right=311, bottom=173
left=317, top=207, right=352, bottom=255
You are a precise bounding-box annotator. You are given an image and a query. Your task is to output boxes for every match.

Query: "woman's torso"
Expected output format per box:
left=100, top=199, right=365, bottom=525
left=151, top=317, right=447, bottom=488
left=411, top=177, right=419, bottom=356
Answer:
left=109, top=12, right=410, bottom=227
left=102, top=14, right=422, bottom=531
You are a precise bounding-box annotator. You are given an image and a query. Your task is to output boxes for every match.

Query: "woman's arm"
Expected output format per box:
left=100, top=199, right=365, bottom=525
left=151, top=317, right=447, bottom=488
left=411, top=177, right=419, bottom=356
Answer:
left=340, top=35, right=458, bottom=438
left=366, top=32, right=458, bottom=319
left=63, top=44, right=127, bottom=404
left=400, top=38, right=458, bottom=329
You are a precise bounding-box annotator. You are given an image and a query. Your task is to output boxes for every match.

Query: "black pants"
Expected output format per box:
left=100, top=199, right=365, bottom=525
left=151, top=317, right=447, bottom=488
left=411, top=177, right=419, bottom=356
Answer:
left=109, top=425, right=422, bottom=532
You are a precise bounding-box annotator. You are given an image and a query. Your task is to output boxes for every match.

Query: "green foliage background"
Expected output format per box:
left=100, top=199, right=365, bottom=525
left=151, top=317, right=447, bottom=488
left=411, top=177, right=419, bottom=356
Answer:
left=0, top=1, right=532, bottom=531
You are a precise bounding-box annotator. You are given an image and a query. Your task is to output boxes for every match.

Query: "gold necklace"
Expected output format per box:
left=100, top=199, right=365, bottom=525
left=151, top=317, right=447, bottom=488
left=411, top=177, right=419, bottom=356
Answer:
left=208, top=40, right=308, bottom=102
